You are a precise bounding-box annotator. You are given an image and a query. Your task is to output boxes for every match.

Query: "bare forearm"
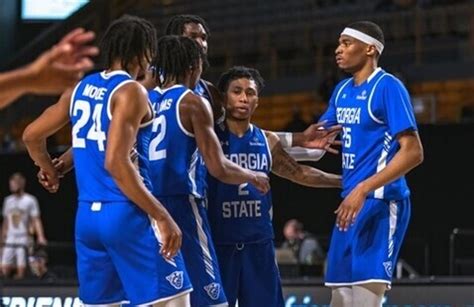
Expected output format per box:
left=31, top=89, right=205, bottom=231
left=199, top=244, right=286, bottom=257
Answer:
left=358, top=146, right=423, bottom=195
left=209, top=160, right=255, bottom=185
left=58, top=147, right=74, bottom=175
left=295, top=165, right=342, bottom=188
left=24, top=139, right=55, bottom=174
left=33, top=218, right=46, bottom=240
left=0, top=66, right=33, bottom=109
left=108, top=161, right=171, bottom=221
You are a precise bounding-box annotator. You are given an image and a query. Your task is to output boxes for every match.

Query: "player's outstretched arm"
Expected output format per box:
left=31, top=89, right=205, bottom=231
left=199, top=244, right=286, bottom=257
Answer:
left=0, top=28, right=98, bottom=109
left=104, top=82, right=181, bottom=259
left=275, top=121, right=342, bottom=152
left=266, top=131, right=341, bottom=188
left=183, top=94, right=269, bottom=194
left=335, top=130, right=423, bottom=231
left=23, top=89, right=73, bottom=192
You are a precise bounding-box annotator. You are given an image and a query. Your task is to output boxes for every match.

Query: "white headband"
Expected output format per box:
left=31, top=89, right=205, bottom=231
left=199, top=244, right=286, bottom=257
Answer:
left=341, top=27, right=384, bottom=55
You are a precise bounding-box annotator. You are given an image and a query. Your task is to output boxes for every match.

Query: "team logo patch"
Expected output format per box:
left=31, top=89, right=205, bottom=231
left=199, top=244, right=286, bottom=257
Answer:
left=356, top=89, right=367, bottom=100
left=383, top=261, right=393, bottom=277
left=166, top=271, right=184, bottom=289
left=204, top=282, right=221, bottom=300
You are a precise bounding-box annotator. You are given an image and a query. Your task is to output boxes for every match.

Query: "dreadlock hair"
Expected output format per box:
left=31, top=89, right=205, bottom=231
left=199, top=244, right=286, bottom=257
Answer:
left=100, top=15, right=157, bottom=73
left=165, top=14, right=210, bottom=37
left=347, top=21, right=385, bottom=48
left=153, top=35, right=203, bottom=87
left=217, top=66, right=265, bottom=95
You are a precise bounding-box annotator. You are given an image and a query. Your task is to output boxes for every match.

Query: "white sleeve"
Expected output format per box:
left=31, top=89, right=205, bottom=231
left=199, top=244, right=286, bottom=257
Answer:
left=274, top=132, right=293, bottom=148
left=284, top=147, right=326, bottom=161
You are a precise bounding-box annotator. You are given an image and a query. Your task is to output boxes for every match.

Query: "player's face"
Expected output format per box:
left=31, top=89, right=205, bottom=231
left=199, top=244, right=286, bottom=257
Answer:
left=9, top=176, right=25, bottom=193
left=189, top=58, right=203, bottom=89
left=224, top=78, right=259, bottom=121
left=335, top=35, right=369, bottom=73
left=183, top=23, right=208, bottom=55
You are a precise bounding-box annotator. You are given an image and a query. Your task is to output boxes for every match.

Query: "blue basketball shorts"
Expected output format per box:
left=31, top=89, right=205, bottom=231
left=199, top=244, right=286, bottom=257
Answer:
left=325, top=197, right=411, bottom=287
left=158, top=195, right=227, bottom=306
left=75, top=201, right=192, bottom=305
left=215, top=239, right=284, bottom=307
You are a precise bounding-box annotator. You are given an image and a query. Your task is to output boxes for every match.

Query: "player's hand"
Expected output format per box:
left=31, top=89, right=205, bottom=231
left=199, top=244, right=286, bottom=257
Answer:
left=300, top=121, right=342, bottom=153
left=155, top=214, right=182, bottom=260
left=37, top=237, right=48, bottom=246
left=334, top=185, right=368, bottom=231
left=250, top=171, right=270, bottom=194
left=37, top=158, right=64, bottom=193
left=27, top=28, right=99, bottom=95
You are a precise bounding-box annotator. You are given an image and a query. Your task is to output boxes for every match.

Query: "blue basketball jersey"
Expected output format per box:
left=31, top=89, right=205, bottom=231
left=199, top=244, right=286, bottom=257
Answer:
left=70, top=70, right=153, bottom=202
left=194, top=79, right=212, bottom=103
left=207, top=124, right=273, bottom=244
left=319, top=68, right=417, bottom=200
left=147, top=85, right=206, bottom=198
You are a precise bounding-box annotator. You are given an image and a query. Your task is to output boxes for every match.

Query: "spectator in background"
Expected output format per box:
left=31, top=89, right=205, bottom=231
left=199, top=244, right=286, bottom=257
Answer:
left=1, top=172, right=47, bottom=279
left=28, top=245, right=56, bottom=282
left=282, top=219, right=326, bottom=265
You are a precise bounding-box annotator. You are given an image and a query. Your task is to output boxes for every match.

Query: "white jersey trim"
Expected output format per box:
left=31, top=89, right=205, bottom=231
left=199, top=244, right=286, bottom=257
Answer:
left=106, top=79, right=136, bottom=120
left=260, top=127, right=273, bottom=172
left=325, top=279, right=391, bottom=287
left=69, top=80, right=83, bottom=117
left=139, top=101, right=155, bottom=128
left=189, top=196, right=216, bottom=280
left=367, top=67, right=383, bottom=83
left=188, top=149, right=200, bottom=198
left=367, top=73, right=387, bottom=124
left=374, top=132, right=392, bottom=198
left=100, top=70, right=131, bottom=79
left=175, top=89, right=194, bottom=137
left=388, top=200, right=398, bottom=259
left=334, top=78, right=352, bottom=107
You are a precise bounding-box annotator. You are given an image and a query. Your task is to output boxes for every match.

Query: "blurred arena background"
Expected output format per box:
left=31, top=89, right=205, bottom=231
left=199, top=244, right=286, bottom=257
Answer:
left=1, top=0, right=473, bottom=305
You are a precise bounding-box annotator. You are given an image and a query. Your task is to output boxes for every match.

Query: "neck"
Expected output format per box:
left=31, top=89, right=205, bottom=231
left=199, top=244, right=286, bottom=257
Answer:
left=226, top=117, right=250, bottom=137
left=352, top=59, right=378, bottom=85
left=108, top=61, right=138, bottom=79
left=163, top=77, right=191, bottom=89
left=13, top=191, right=24, bottom=196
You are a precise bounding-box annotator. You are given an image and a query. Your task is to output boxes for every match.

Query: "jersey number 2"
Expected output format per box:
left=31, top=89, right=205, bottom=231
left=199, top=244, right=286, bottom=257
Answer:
left=149, top=115, right=167, bottom=161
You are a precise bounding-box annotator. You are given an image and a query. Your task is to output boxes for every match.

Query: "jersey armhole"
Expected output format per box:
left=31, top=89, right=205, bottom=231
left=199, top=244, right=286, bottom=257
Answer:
left=176, top=89, right=195, bottom=137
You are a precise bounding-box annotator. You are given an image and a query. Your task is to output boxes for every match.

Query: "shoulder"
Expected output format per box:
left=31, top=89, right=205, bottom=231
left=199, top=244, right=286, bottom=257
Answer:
left=375, top=73, right=407, bottom=92
left=23, top=193, right=37, bottom=202
left=263, top=130, right=280, bottom=150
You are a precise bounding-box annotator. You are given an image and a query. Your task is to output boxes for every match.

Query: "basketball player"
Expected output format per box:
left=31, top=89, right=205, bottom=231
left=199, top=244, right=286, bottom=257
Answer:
left=22, top=16, right=192, bottom=306
left=207, top=66, right=341, bottom=307
left=318, top=21, right=424, bottom=306
left=1, top=172, right=47, bottom=279
left=148, top=36, right=270, bottom=307
left=163, top=14, right=342, bottom=157
left=0, top=28, right=98, bottom=109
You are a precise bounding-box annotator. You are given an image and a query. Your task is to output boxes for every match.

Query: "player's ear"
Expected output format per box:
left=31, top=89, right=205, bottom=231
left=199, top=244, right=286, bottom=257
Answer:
left=366, top=45, right=377, bottom=57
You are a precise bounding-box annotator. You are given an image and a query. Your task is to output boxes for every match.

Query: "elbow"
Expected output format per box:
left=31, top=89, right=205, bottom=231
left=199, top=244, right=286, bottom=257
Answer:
left=22, top=125, right=37, bottom=145
left=414, top=146, right=424, bottom=166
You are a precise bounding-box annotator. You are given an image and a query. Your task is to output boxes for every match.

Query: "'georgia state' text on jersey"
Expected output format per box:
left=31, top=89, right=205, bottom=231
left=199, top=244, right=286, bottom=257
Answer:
left=207, top=124, right=273, bottom=244
left=70, top=70, right=153, bottom=202
left=319, top=67, right=417, bottom=200
left=147, top=85, right=207, bottom=198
